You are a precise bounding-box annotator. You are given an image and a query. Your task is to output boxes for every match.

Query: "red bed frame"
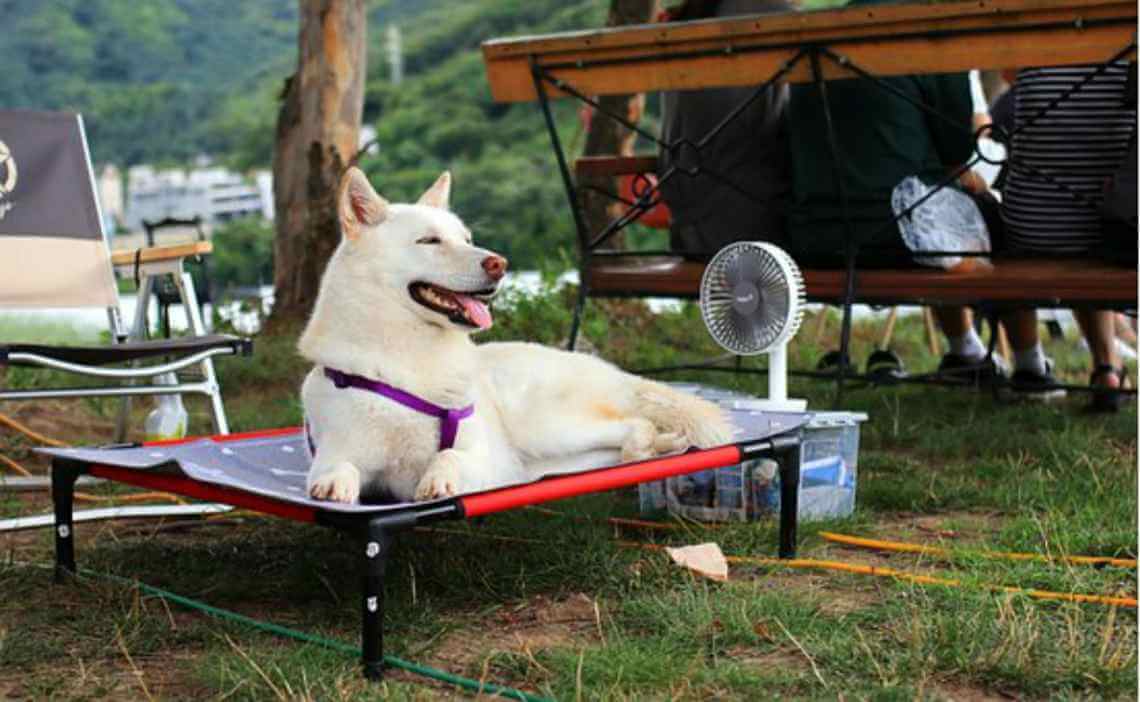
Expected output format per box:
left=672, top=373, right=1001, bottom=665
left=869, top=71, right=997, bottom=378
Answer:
left=51, top=426, right=802, bottom=680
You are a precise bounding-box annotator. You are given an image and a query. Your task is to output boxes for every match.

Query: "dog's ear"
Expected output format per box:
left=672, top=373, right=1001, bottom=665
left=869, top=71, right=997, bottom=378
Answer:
left=417, top=171, right=451, bottom=209
left=338, top=167, right=388, bottom=241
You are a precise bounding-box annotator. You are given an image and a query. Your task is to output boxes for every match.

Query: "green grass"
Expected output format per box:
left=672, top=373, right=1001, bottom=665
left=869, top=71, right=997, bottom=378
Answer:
left=0, top=287, right=1135, bottom=700
left=0, top=315, right=102, bottom=345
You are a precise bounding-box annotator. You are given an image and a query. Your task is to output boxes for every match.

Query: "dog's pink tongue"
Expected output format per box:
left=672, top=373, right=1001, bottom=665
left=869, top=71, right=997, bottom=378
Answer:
left=456, top=294, right=492, bottom=329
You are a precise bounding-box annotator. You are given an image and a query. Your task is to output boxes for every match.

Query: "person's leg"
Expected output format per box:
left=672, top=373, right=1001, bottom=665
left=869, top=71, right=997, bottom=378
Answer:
left=1074, top=308, right=1121, bottom=388
left=932, top=306, right=1007, bottom=383
left=1003, top=308, right=1047, bottom=374
left=933, top=306, right=986, bottom=359
left=1002, top=308, right=1039, bottom=352
left=1002, top=308, right=1064, bottom=400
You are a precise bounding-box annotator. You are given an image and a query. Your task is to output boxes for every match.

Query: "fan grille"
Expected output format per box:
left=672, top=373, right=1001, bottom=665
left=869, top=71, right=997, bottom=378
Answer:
left=699, top=242, right=806, bottom=355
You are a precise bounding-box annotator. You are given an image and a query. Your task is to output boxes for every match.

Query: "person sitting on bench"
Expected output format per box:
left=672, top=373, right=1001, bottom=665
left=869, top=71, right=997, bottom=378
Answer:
left=657, top=0, right=793, bottom=255
left=783, top=0, right=1004, bottom=384
left=998, top=60, right=1136, bottom=410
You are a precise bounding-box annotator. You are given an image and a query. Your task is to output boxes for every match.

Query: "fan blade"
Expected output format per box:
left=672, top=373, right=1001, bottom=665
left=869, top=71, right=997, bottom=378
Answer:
left=728, top=306, right=767, bottom=352
left=734, top=247, right=763, bottom=287
left=720, top=249, right=743, bottom=287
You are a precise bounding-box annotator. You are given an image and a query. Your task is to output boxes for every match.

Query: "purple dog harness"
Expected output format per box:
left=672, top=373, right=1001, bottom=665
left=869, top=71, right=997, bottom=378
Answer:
left=307, top=367, right=475, bottom=454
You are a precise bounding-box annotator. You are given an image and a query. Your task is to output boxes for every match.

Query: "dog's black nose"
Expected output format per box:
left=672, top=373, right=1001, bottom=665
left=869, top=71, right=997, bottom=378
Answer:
left=482, top=255, right=508, bottom=281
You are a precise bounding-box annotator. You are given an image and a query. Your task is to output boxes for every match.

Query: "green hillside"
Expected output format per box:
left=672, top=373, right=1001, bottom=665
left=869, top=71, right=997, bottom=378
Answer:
left=1, top=0, right=298, bottom=165
left=2, top=0, right=615, bottom=266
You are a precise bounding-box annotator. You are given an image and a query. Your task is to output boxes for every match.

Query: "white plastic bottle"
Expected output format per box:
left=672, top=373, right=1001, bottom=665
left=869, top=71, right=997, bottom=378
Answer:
left=144, top=373, right=188, bottom=442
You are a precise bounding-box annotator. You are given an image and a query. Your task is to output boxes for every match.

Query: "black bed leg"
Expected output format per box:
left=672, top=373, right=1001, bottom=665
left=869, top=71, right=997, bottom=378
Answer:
left=361, top=519, right=391, bottom=681
left=52, top=460, right=80, bottom=582
left=567, top=277, right=588, bottom=351
left=777, top=442, right=802, bottom=559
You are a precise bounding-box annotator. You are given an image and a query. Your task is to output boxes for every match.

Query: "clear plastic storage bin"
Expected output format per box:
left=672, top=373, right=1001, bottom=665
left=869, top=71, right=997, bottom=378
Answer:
left=638, top=411, right=867, bottom=522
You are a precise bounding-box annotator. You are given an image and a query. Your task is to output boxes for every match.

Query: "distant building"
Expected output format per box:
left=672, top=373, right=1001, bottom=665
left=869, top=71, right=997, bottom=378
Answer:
left=95, top=164, right=124, bottom=234
left=124, top=164, right=273, bottom=232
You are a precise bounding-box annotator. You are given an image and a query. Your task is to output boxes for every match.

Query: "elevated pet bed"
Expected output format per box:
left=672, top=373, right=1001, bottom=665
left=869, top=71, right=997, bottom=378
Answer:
left=45, top=384, right=808, bottom=680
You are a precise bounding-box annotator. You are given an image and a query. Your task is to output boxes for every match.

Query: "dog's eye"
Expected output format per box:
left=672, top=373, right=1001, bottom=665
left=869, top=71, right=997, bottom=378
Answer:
left=416, top=236, right=442, bottom=245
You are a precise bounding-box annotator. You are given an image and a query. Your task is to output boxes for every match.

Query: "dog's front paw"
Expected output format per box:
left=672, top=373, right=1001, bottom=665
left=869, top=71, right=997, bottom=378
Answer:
left=414, top=466, right=460, bottom=501
left=308, top=463, right=361, bottom=503
left=414, top=452, right=464, bottom=501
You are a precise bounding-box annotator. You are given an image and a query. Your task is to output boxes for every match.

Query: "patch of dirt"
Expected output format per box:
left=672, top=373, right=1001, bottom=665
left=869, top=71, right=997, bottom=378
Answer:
left=723, top=644, right=809, bottom=672
left=815, top=584, right=884, bottom=615
left=923, top=680, right=1020, bottom=701
left=1, top=650, right=211, bottom=701
left=740, top=568, right=885, bottom=615
left=430, top=592, right=600, bottom=671
left=856, top=509, right=1006, bottom=546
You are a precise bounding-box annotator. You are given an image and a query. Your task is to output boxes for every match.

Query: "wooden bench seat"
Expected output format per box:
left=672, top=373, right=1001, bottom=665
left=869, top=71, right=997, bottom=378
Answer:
left=575, top=152, right=1136, bottom=308
left=586, top=256, right=1137, bottom=308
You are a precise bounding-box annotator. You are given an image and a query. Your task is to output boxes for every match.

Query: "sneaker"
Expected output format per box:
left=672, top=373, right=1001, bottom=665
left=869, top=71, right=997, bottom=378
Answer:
left=1007, top=359, right=1066, bottom=402
left=815, top=350, right=851, bottom=376
left=866, top=349, right=907, bottom=383
left=937, top=353, right=1009, bottom=387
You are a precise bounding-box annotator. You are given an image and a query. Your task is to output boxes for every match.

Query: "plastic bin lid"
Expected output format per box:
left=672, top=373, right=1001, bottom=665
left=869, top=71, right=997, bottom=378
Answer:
left=805, top=411, right=869, bottom=428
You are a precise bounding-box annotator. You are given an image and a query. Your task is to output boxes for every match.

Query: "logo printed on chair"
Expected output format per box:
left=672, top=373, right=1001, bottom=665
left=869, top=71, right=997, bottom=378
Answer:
left=0, top=139, right=16, bottom=221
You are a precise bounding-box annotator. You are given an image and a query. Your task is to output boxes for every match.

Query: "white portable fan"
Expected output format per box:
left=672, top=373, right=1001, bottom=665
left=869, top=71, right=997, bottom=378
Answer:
left=699, top=242, right=807, bottom=412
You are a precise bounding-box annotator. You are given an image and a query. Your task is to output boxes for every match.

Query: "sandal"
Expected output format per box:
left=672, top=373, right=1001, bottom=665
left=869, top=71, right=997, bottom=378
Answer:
left=1089, top=364, right=1130, bottom=413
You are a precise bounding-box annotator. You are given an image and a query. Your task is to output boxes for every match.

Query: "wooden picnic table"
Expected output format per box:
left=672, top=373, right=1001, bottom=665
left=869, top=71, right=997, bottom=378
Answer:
left=483, top=0, right=1135, bottom=100
left=480, top=0, right=1138, bottom=367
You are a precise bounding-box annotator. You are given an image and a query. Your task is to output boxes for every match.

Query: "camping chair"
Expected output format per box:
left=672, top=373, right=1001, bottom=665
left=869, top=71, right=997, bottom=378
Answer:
left=0, top=109, right=250, bottom=437
left=141, top=215, right=215, bottom=338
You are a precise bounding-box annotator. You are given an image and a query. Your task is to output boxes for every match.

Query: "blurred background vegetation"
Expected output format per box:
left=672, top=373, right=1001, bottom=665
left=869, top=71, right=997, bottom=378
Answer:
left=1, top=0, right=849, bottom=277
left=0, top=0, right=623, bottom=271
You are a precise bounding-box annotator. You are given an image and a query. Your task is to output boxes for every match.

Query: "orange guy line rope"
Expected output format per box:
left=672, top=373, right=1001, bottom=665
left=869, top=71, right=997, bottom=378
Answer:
left=75, top=491, right=188, bottom=505
left=618, top=542, right=1136, bottom=609
left=820, top=531, right=1137, bottom=570
left=0, top=453, right=34, bottom=477
left=0, top=412, right=188, bottom=505
left=0, top=411, right=69, bottom=448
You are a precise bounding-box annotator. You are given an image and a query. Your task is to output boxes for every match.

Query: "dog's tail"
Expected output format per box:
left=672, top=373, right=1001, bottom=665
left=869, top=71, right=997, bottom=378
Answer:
left=634, top=380, right=734, bottom=449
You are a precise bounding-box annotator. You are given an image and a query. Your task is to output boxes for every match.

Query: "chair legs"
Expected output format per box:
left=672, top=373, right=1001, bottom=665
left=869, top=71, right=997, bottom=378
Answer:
left=114, top=276, right=156, bottom=441
left=173, top=271, right=229, bottom=435
left=113, top=267, right=230, bottom=440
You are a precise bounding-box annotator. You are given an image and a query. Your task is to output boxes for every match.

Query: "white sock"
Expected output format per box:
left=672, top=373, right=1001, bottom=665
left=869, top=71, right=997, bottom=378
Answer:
left=1014, top=343, right=1047, bottom=375
left=948, top=329, right=986, bottom=360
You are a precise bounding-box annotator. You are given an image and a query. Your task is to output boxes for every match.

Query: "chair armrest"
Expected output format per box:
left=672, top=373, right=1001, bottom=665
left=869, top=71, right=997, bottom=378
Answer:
left=574, top=155, right=660, bottom=178
left=110, top=241, right=213, bottom=267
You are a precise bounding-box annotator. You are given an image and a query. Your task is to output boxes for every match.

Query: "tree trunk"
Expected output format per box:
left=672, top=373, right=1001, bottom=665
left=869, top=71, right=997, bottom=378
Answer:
left=579, top=0, right=656, bottom=251
left=269, top=0, right=366, bottom=326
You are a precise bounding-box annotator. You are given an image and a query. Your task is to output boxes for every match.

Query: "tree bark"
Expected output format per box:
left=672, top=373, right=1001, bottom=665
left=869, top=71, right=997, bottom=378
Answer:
left=269, top=0, right=366, bottom=326
left=579, top=0, right=656, bottom=251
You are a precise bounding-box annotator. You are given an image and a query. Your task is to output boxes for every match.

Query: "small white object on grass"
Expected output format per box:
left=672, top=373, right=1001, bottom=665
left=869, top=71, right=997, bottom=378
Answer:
left=665, top=542, right=729, bottom=582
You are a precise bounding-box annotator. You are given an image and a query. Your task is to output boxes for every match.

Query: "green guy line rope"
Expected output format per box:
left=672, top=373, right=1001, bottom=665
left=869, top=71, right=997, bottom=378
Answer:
left=29, top=561, right=551, bottom=702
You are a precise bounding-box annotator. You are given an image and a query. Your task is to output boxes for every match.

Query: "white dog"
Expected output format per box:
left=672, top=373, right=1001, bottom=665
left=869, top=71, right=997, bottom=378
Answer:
left=298, top=167, right=733, bottom=503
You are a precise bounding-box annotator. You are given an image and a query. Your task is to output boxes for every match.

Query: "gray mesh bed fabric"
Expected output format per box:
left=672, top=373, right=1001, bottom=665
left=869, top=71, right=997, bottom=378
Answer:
left=42, top=384, right=810, bottom=514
